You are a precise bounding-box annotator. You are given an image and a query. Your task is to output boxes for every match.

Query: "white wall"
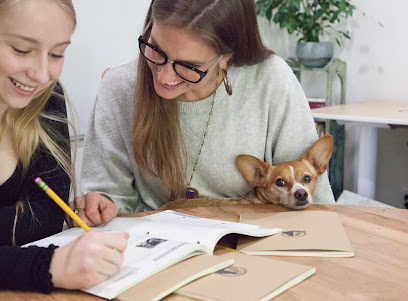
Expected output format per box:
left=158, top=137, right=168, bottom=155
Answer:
left=259, top=0, right=408, bottom=207
left=61, top=0, right=151, bottom=137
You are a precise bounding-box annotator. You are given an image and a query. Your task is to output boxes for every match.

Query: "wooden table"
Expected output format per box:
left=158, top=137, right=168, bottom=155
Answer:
left=2, top=204, right=407, bottom=301
left=311, top=100, right=408, bottom=199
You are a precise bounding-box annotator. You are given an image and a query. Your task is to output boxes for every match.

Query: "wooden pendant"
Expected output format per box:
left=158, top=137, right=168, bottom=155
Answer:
left=185, top=187, right=198, bottom=199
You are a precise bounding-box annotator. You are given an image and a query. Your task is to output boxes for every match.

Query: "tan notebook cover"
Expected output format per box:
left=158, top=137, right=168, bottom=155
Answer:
left=237, top=211, right=354, bottom=257
left=117, top=255, right=234, bottom=301
left=176, top=250, right=315, bottom=301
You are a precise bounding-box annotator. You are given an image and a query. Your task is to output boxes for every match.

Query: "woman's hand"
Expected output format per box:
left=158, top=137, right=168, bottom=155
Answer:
left=67, top=192, right=117, bottom=227
left=50, top=231, right=129, bottom=289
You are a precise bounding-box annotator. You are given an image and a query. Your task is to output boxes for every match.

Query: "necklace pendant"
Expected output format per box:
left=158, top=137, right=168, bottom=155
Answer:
left=185, top=187, right=198, bottom=199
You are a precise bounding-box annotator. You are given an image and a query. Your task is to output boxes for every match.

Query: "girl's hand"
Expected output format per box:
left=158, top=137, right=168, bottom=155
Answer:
left=67, top=192, right=117, bottom=227
left=50, top=231, right=129, bottom=289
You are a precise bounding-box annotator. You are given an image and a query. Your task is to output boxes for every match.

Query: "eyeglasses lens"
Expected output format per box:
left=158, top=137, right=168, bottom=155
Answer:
left=141, top=41, right=201, bottom=83
left=174, top=65, right=201, bottom=83
left=141, top=43, right=166, bottom=64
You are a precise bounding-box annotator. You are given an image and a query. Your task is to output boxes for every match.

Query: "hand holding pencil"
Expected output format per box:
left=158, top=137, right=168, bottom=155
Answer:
left=34, top=177, right=129, bottom=290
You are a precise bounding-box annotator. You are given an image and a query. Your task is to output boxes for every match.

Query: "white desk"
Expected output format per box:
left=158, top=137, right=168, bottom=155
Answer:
left=311, top=100, right=408, bottom=199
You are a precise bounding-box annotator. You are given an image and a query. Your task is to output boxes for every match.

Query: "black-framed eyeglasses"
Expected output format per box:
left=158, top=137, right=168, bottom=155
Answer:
left=138, top=36, right=222, bottom=84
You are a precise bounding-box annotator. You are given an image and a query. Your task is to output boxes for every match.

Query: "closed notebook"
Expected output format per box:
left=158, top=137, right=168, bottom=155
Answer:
left=176, top=250, right=315, bottom=301
left=237, top=211, right=354, bottom=257
left=117, top=255, right=234, bottom=301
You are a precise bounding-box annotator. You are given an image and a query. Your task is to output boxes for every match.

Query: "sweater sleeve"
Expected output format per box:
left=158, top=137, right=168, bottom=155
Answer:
left=0, top=245, right=57, bottom=293
left=80, top=67, right=141, bottom=214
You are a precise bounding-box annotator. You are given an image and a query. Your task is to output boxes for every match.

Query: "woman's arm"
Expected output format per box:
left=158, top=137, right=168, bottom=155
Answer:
left=0, top=232, right=128, bottom=292
left=0, top=245, right=57, bottom=292
left=79, top=65, right=141, bottom=216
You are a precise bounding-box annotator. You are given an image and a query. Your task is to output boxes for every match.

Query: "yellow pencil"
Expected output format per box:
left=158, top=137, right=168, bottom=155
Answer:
left=35, top=177, right=91, bottom=232
left=215, top=245, right=238, bottom=252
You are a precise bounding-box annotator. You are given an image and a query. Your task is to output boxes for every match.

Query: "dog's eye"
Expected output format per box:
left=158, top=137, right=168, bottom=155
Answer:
left=303, top=175, right=312, bottom=183
left=276, top=179, right=285, bottom=187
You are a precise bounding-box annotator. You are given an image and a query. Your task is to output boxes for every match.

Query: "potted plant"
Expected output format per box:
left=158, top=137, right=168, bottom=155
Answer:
left=256, top=0, right=356, bottom=68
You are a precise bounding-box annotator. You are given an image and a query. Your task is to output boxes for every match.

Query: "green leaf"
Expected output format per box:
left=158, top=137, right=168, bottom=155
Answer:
left=255, top=1, right=263, bottom=15
left=255, top=0, right=365, bottom=46
left=266, top=7, right=273, bottom=20
left=342, top=31, right=351, bottom=39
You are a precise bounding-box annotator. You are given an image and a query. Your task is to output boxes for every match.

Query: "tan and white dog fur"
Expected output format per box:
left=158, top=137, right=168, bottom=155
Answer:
left=160, top=135, right=334, bottom=210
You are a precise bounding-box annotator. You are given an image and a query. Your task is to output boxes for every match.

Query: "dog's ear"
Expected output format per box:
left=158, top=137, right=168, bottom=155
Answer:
left=302, top=135, right=334, bottom=175
left=236, top=155, right=271, bottom=187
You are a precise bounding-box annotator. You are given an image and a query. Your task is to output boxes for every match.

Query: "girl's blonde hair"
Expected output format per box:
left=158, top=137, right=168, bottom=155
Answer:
left=4, top=83, right=78, bottom=245
left=0, top=0, right=76, bottom=27
left=133, top=0, right=274, bottom=200
left=0, top=0, right=77, bottom=245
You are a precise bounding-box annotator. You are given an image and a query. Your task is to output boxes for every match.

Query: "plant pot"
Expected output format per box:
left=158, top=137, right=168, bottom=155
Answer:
left=296, top=42, right=334, bottom=68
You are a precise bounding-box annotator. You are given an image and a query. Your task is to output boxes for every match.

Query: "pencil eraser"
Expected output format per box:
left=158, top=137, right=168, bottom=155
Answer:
left=35, top=177, right=42, bottom=184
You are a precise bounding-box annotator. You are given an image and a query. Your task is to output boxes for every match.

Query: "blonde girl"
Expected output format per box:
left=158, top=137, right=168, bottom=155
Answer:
left=0, top=0, right=128, bottom=292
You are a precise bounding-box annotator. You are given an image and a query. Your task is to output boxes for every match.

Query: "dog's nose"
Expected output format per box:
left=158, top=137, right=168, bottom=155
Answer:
left=295, top=199, right=309, bottom=207
left=295, top=189, right=308, bottom=202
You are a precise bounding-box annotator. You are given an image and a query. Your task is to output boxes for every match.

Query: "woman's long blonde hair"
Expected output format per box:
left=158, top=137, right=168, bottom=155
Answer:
left=0, top=0, right=77, bottom=245
left=133, top=0, right=274, bottom=200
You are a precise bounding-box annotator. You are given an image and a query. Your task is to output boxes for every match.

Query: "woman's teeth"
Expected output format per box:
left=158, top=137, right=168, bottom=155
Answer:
left=166, top=81, right=181, bottom=86
left=12, top=79, right=35, bottom=91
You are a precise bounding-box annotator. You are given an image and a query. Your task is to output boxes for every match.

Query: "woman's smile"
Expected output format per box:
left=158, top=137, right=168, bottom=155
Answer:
left=9, top=77, right=38, bottom=97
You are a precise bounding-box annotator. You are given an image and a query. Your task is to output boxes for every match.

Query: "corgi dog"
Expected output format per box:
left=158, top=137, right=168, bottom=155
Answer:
left=160, top=135, right=334, bottom=210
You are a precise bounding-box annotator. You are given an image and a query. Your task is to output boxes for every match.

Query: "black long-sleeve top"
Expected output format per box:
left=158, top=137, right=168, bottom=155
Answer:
left=0, top=83, right=70, bottom=292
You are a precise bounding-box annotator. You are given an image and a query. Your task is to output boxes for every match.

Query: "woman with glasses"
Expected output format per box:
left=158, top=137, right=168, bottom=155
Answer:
left=71, top=0, right=335, bottom=223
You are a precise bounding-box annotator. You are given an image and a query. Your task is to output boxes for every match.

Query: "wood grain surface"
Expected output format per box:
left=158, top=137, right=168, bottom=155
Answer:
left=2, top=204, right=407, bottom=301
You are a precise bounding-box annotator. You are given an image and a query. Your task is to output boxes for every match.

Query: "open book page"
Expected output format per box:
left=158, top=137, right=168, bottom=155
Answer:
left=116, top=210, right=282, bottom=251
left=176, top=250, right=316, bottom=301
left=24, top=229, right=209, bottom=299
left=23, top=210, right=281, bottom=299
left=117, top=255, right=234, bottom=301
left=237, top=211, right=354, bottom=257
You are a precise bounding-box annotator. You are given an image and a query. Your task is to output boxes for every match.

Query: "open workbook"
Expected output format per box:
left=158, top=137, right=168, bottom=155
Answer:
left=24, top=210, right=281, bottom=299
left=237, top=211, right=354, bottom=257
